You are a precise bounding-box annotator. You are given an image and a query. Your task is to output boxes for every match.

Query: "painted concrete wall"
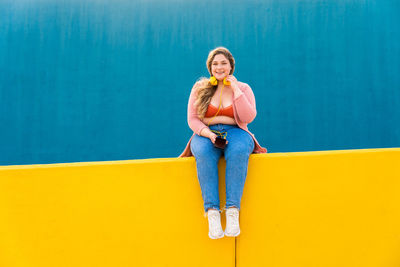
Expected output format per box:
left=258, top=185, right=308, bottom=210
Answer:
left=1, top=0, right=399, bottom=165
left=1, top=148, right=399, bottom=266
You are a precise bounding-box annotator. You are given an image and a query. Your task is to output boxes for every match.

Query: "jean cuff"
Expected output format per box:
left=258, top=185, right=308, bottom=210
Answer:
left=223, top=205, right=240, bottom=212
left=204, top=206, right=221, bottom=217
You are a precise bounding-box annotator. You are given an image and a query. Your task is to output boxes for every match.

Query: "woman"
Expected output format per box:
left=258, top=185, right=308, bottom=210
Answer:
left=179, top=47, right=267, bottom=239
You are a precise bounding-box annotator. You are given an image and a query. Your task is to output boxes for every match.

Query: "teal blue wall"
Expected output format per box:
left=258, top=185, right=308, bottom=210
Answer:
left=1, top=0, right=399, bottom=165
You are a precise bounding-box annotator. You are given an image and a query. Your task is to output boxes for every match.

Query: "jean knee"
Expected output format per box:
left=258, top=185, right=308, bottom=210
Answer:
left=235, top=142, right=253, bottom=154
left=190, top=136, right=215, bottom=158
left=226, top=141, right=253, bottom=159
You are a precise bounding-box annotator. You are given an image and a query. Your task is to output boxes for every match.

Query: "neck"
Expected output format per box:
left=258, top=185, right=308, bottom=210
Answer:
left=216, top=84, right=225, bottom=91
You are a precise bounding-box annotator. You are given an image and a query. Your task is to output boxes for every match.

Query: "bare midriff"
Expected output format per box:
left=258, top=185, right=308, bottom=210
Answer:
left=202, top=115, right=236, bottom=125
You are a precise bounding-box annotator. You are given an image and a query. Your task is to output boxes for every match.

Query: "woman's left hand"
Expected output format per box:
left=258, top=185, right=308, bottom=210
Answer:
left=225, top=75, right=239, bottom=89
left=225, top=75, right=242, bottom=97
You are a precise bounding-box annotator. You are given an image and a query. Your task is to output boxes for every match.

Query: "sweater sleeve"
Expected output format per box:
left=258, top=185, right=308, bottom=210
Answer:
left=233, top=83, right=257, bottom=123
left=187, top=83, right=208, bottom=135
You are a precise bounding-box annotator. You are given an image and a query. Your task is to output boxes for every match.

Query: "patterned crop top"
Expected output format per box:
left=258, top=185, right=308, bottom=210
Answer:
left=204, top=103, right=234, bottom=118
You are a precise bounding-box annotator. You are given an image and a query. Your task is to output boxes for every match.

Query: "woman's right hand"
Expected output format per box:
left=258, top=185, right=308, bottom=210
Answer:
left=200, top=127, right=228, bottom=145
left=208, top=132, right=218, bottom=144
left=208, top=132, right=228, bottom=145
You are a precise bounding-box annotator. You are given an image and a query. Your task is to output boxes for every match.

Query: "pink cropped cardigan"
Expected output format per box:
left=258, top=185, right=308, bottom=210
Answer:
left=178, top=80, right=267, bottom=157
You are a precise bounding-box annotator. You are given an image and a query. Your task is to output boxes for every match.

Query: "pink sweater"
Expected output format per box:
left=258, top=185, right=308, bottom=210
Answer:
left=179, top=80, right=267, bottom=157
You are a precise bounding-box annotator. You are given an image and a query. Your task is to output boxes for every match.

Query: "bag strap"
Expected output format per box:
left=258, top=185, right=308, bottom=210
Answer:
left=207, top=84, right=224, bottom=126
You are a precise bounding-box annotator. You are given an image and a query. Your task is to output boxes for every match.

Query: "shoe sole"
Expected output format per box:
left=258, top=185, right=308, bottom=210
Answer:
left=224, top=229, right=240, bottom=237
left=209, top=232, right=224, bottom=239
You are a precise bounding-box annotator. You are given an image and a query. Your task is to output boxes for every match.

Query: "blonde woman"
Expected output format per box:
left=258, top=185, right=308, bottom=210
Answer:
left=179, top=47, right=267, bottom=239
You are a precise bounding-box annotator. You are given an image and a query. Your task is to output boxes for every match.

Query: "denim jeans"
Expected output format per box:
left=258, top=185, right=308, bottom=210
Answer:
left=190, top=124, right=255, bottom=213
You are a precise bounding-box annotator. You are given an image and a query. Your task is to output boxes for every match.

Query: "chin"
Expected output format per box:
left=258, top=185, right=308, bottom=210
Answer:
left=215, top=75, right=227, bottom=80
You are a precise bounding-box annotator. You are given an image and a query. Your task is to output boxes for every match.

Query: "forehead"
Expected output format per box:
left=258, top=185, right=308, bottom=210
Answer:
left=212, top=54, right=229, bottom=62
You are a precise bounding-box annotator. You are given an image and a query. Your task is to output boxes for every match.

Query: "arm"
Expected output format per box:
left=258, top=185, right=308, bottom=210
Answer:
left=232, top=83, right=257, bottom=123
left=187, top=83, right=207, bottom=135
left=187, top=82, right=216, bottom=140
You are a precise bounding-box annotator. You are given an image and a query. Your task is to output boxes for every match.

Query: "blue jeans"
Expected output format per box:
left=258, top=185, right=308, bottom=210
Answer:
left=190, top=124, right=255, bottom=213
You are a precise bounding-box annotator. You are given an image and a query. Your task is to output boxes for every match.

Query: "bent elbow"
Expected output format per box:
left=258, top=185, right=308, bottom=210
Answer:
left=238, top=109, right=257, bottom=124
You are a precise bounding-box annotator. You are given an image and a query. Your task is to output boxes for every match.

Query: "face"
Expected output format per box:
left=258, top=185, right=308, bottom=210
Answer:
left=211, top=54, right=232, bottom=81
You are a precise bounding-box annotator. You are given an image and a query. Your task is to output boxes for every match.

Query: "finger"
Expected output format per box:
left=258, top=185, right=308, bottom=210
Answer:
left=227, top=76, right=236, bottom=82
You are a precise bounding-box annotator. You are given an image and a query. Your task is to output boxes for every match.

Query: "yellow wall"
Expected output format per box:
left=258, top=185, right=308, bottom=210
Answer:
left=0, top=148, right=399, bottom=267
left=0, top=159, right=234, bottom=267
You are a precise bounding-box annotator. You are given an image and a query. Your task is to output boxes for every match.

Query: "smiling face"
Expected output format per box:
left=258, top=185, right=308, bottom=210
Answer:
left=211, top=54, right=232, bottom=81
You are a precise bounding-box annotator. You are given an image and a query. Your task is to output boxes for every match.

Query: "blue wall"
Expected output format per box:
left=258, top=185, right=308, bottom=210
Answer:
left=1, top=0, right=399, bottom=165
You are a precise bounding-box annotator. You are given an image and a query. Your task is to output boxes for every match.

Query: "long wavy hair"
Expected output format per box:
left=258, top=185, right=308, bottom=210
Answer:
left=194, top=47, right=235, bottom=119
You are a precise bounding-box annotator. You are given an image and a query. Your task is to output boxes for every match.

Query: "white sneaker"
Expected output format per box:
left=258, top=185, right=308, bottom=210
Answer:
left=225, top=207, right=240, bottom=237
left=207, top=209, right=224, bottom=239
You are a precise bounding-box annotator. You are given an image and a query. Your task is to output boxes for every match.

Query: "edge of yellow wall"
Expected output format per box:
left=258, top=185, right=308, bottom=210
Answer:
left=1, top=147, right=399, bottom=169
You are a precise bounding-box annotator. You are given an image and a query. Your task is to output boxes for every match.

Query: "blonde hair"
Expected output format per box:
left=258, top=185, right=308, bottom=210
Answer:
left=194, top=47, right=235, bottom=119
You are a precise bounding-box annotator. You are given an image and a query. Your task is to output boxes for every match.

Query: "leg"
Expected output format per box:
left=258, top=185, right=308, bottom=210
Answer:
left=190, top=134, right=223, bottom=213
left=223, top=128, right=255, bottom=211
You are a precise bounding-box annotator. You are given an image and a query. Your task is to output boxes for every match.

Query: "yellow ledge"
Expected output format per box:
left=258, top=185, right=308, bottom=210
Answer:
left=0, top=147, right=399, bottom=267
